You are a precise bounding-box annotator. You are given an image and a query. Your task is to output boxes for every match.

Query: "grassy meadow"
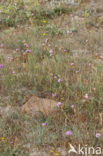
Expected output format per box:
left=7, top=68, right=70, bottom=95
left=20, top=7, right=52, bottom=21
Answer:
left=0, top=0, right=103, bottom=155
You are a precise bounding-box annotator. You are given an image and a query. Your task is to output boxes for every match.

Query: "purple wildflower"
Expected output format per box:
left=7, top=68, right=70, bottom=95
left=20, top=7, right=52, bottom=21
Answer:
left=49, top=49, right=53, bottom=56
left=42, top=123, right=46, bottom=126
left=0, top=64, right=3, bottom=69
left=26, top=49, right=31, bottom=53
left=54, top=76, right=57, bottom=79
left=24, top=43, right=29, bottom=48
left=66, top=131, right=72, bottom=136
left=67, top=30, right=72, bottom=34
left=45, top=38, right=48, bottom=43
left=70, top=63, right=74, bottom=66
left=83, top=99, right=86, bottom=103
left=84, top=94, right=88, bottom=99
left=58, top=78, right=61, bottom=83
left=57, top=102, right=61, bottom=107
left=96, top=133, right=101, bottom=138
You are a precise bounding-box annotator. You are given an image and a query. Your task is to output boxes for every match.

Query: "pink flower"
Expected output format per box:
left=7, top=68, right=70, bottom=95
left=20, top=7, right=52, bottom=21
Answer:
left=57, top=102, right=61, bottom=107
left=49, top=49, right=53, bottom=54
left=42, top=123, right=46, bottom=126
left=49, top=49, right=53, bottom=56
left=96, top=133, right=101, bottom=138
left=83, top=99, right=86, bottom=103
left=25, top=49, right=31, bottom=53
left=70, top=63, right=74, bottom=66
left=45, top=38, right=48, bottom=43
left=84, top=94, right=88, bottom=99
left=48, top=44, right=51, bottom=47
left=0, top=43, right=4, bottom=48
left=66, top=131, right=72, bottom=136
left=31, top=13, right=34, bottom=16
left=67, top=30, right=72, bottom=34
left=58, top=78, right=61, bottom=83
left=24, top=43, right=29, bottom=48
left=12, top=71, right=16, bottom=74
left=16, top=48, right=19, bottom=51
left=88, top=62, right=92, bottom=66
left=64, top=49, right=67, bottom=52
left=0, top=64, right=3, bottom=69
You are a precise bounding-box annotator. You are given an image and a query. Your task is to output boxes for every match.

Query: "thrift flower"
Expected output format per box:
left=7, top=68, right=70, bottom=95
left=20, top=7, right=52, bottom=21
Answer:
left=25, top=49, right=31, bottom=53
left=54, top=75, right=57, bottom=79
left=96, top=133, right=101, bottom=138
left=16, top=48, right=19, bottom=51
left=67, top=30, right=71, bottom=34
left=70, top=63, right=74, bottom=66
left=45, top=38, right=48, bottom=43
left=88, top=62, right=92, bottom=66
left=57, top=102, right=61, bottom=107
left=86, top=40, right=88, bottom=43
left=0, top=64, right=3, bottom=69
left=83, top=99, right=86, bottom=103
left=0, top=43, right=4, bottom=47
left=66, top=131, right=72, bottom=136
left=31, top=13, right=34, bottom=16
left=24, top=43, right=29, bottom=48
left=12, top=71, right=16, bottom=74
left=84, top=94, right=88, bottom=99
left=42, top=123, right=46, bottom=126
left=58, top=78, right=61, bottom=83
left=49, top=49, right=53, bottom=56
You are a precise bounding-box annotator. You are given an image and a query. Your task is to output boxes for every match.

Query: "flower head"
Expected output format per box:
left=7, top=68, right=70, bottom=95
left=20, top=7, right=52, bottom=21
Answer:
left=84, top=93, right=88, bottom=99
left=67, top=30, right=72, bottom=34
left=24, top=43, right=29, bottom=48
left=66, top=131, right=72, bottom=136
left=25, top=49, right=31, bottom=53
left=70, top=62, right=74, bottom=66
left=58, top=78, right=61, bottom=83
left=96, top=133, right=101, bottom=138
left=57, top=102, right=61, bottom=107
left=42, top=123, right=46, bottom=126
left=49, top=49, right=53, bottom=56
left=83, top=99, right=86, bottom=103
left=0, top=64, right=3, bottom=69
left=45, top=38, right=48, bottom=43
